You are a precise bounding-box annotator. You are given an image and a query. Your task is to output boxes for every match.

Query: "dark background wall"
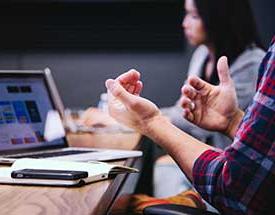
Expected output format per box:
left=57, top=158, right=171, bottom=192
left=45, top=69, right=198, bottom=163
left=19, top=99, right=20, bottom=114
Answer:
left=0, top=0, right=274, bottom=109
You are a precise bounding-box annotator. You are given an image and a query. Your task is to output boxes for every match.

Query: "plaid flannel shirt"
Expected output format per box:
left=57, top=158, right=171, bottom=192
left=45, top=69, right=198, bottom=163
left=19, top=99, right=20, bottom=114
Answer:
left=193, top=36, right=275, bottom=215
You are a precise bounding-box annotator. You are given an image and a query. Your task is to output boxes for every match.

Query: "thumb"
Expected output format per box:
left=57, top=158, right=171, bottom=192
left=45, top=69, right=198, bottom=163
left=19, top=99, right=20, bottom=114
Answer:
left=105, top=79, right=134, bottom=107
left=217, top=56, right=232, bottom=85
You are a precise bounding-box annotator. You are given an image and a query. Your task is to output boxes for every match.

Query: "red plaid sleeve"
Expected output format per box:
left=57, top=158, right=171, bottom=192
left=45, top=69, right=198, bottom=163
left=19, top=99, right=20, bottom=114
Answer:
left=192, top=36, right=275, bottom=215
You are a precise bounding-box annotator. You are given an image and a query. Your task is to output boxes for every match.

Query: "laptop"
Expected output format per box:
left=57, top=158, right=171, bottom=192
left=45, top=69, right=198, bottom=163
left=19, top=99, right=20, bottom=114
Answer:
left=0, top=69, right=142, bottom=164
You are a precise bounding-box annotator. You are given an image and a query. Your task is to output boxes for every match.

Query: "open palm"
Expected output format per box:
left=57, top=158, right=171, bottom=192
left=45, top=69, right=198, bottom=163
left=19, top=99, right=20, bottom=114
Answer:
left=106, top=70, right=161, bottom=134
left=180, top=57, right=239, bottom=133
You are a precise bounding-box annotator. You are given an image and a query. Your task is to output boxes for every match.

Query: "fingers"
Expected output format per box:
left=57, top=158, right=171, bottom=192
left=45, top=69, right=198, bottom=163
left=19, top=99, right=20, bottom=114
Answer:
left=105, top=79, right=134, bottom=108
left=116, top=69, right=142, bottom=95
left=105, top=69, right=144, bottom=109
left=180, top=84, right=197, bottom=122
left=181, top=97, right=195, bottom=110
left=181, top=84, right=196, bottom=110
left=217, top=56, right=232, bottom=85
left=187, top=75, right=209, bottom=91
left=181, top=85, right=196, bottom=100
left=117, top=69, right=140, bottom=85
left=125, top=83, right=135, bottom=94
left=134, top=81, right=143, bottom=95
left=124, top=80, right=143, bottom=95
left=182, top=108, right=194, bottom=122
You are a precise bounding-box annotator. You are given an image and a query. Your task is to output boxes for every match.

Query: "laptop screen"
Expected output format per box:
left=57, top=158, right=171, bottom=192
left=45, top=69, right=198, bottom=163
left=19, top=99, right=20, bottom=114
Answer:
left=0, top=72, right=66, bottom=154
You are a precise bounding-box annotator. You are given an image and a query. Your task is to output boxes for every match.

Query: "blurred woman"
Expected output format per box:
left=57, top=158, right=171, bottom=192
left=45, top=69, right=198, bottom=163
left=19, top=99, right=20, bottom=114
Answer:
left=154, top=0, right=265, bottom=198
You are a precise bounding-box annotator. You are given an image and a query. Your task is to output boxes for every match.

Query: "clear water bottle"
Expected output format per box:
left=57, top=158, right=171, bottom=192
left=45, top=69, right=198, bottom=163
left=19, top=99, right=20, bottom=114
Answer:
left=97, top=93, right=108, bottom=113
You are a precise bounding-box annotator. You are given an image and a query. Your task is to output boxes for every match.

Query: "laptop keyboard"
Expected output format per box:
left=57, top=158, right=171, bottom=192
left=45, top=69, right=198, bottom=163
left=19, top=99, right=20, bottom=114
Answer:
left=8, top=150, right=96, bottom=159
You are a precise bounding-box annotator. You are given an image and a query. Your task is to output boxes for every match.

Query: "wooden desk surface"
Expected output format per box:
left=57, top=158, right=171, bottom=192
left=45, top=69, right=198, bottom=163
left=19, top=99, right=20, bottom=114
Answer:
left=0, top=132, right=142, bottom=215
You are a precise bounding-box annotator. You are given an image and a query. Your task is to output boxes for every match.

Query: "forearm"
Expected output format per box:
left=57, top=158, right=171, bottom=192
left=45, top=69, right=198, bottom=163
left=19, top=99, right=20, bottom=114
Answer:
left=144, top=115, right=213, bottom=180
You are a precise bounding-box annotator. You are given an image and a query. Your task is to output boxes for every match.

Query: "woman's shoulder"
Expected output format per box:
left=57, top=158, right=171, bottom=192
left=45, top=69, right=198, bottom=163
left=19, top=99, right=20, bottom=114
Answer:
left=192, top=45, right=209, bottom=59
left=188, top=45, right=209, bottom=76
left=230, top=46, right=266, bottom=73
left=233, top=46, right=266, bottom=66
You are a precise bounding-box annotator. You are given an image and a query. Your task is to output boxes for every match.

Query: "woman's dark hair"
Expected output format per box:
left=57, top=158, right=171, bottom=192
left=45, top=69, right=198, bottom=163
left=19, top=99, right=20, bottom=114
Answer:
left=193, top=0, right=264, bottom=84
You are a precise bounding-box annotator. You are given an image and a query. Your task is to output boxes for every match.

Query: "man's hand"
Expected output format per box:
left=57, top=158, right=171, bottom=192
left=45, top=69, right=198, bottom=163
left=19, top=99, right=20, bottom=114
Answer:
left=105, top=69, right=161, bottom=135
left=180, top=56, right=243, bottom=138
left=106, top=70, right=214, bottom=180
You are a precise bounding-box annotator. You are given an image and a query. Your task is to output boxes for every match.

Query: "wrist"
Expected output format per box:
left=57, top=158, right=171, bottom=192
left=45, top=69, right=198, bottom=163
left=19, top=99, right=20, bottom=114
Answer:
left=142, top=114, right=170, bottom=141
left=140, top=112, right=213, bottom=180
left=224, top=109, right=244, bottom=139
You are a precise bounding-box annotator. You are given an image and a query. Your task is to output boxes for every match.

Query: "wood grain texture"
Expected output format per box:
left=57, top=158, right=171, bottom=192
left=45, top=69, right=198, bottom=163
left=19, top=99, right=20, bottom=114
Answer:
left=67, top=132, right=141, bottom=150
left=0, top=132, right=141, bottom=215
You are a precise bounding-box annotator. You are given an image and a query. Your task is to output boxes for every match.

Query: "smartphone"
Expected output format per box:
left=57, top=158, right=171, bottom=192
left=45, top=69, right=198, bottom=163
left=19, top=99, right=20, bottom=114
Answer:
left=11, top=169, right=88, bottom=180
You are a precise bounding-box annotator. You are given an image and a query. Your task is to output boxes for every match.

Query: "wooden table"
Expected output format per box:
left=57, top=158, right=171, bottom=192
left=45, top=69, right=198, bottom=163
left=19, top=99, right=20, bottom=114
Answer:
left=0, top=132, right=142, bottom=215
